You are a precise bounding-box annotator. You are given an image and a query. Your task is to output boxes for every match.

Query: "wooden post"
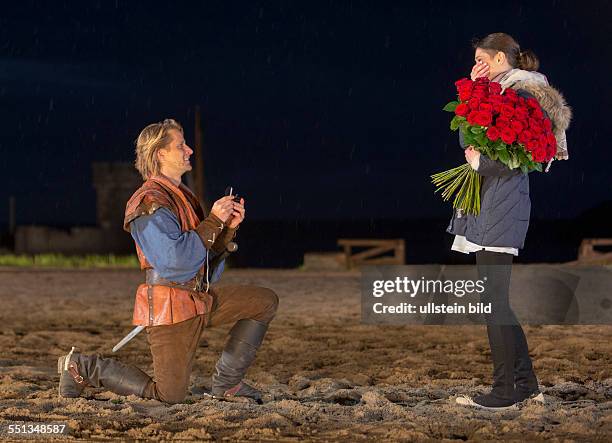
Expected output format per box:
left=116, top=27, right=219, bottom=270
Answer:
left=395, top=239, right=405, bottom=263
left=9, top=196, right=15, bottom=235
left=343, top=243, right=352, bottom=269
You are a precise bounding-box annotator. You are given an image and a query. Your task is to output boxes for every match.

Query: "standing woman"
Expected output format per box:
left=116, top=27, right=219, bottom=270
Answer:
left=447, top=33, right=571, bottom=410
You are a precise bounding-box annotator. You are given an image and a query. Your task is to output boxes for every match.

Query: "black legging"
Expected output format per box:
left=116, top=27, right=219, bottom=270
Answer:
left=475, top=249, right=516, bottom=324
left=475, top=250, right=538, bottom=398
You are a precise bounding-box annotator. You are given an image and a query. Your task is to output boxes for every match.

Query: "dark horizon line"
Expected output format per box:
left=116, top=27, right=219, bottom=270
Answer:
left=2, top=213, right=609, bottom=228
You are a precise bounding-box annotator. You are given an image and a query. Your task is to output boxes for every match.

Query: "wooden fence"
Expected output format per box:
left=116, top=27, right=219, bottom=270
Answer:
left=337, top=238, right=405, bottom=269
left=577, top=238, right=612, bottom=264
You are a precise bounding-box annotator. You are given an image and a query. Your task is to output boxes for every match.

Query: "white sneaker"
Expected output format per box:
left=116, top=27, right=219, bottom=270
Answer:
left=529, top=393, right=545, bottom=404
left=455, top=395, right=519, bottom=411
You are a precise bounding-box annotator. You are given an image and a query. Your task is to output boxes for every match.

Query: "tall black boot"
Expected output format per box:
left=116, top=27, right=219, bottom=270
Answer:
left=211, top=319, right=268, bottom=403
left=58, top=347, right=153, bottom=399
left=512, top=325, right=541, bottom=402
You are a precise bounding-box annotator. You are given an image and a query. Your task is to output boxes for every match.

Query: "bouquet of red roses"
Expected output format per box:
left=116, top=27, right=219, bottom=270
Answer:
left=431, top=76, right=557, bottom=215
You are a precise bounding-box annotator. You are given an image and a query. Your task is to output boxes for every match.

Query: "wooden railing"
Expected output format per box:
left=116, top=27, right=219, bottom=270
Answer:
left=577, top=238, right=612, bottom=264
left=337, top=238, right=405, bottom=269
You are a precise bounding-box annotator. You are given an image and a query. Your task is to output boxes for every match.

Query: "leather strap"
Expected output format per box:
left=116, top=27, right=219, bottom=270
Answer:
left=145, top=269, right=205, bottom=292
left=224, top=382, right=243, bottom=396
left=68, top=362, right=87, bottom=386
left=147, top=285, right=154, bottom=326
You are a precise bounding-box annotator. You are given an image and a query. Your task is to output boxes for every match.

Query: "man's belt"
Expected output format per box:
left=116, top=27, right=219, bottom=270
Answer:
left=113, top=243, right=238, bottom=354
left=145, top=268, right=204, bottom=292
left=143, top=243, right=237, bottom=293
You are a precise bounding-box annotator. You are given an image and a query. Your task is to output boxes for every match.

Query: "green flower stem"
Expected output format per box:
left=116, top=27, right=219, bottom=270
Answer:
left=444, top=169, right=469, bottom=201
left=432, top=165, right=465, bottom=182
left=431, top=163, right=482, bottom=215
left=431, top=164, right=466, bottom=183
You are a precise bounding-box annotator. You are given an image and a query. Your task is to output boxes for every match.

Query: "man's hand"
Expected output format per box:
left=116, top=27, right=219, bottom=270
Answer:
left=211, top=196, right=235, bottom=222
left=470, top=61, right=490, bottom=81
left=227, top=198, right=245, bottom=229
left=465, top=146, right=480, bottom=169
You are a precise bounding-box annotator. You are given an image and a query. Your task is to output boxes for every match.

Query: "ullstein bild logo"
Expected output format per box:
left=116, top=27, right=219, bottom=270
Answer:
left=372, top=302, right=492, bottom=315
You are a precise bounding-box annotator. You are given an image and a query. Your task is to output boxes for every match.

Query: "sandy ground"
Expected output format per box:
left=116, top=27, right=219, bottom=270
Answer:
left=0, top=267, right=610, bottom=442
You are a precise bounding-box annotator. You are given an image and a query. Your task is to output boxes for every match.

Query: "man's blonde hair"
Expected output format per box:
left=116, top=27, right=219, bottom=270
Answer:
left=134, top=118, right=184, bottom=180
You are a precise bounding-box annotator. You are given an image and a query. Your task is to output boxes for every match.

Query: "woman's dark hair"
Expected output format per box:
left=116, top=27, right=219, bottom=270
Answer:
left=472, top=33, right=539, bottom=71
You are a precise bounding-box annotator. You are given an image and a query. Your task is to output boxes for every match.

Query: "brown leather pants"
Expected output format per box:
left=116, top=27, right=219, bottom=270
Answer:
left=140, top=284, right=278, bottom=404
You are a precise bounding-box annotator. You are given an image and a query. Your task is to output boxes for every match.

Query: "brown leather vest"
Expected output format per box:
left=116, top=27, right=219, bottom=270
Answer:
left=124, top=175, right=213, bottom=327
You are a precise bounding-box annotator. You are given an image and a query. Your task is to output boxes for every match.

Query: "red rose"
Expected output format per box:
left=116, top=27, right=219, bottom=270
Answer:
left=538, top=135, right=549, bottom=150
left=504, top=87, right=517, bottom=98
left=526, top=97, right=540, bottom=109
left=467, top=111, right=479, bottom=125
left=529, top=118, right=542, bottom=133
left=495, top=116, right=511, bottom=128
left=531, top=106, right=544, bottom=120
left=500, top=127, right=516, bottom=144
left=500, top=104, right=515, bottom=118
left=475, top=77, right=490, bottom=85
left=532, top=147, right=546, bottom=162
left=455, top=78, right=472, bottom=89
left=474, top=111, right=493, bottom=126
left=455, top=103, right=469, bottom=116
left=489, top=82, right=502, bottom=95
left=479, top=102, right=493, bottom=113
left=543, top=118, right=552, bottom=131
left=514, top=106, right=529, bottom=121
left=486, top=126, right=501, bottom=141
left=510, top=120, right=524, bottom=133
left=458, top=88, right=472, bottom=101
left=504, top=88, right=519, bottom=103
left=526, top=139, right=538, bottom=151
left=518, top=130, right=532, bottom=144
left=547, top=133, right=557, bottom=146
left=471, top=87, right=487, bottom=99
left=489, top=99, right=503, bottom=113
left=469, top=98, right=481, bottom=110
left=531, top=127, right=543, bottom=138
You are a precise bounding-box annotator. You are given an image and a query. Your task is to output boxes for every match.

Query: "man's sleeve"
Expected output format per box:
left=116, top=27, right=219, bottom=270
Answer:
left=195, top=213, right=238, bottom=254
left=130, top=207, right=207, bottom=283
left=210, top=225, right=238, bottom=254
left=210, top=259, right=225, bottom=283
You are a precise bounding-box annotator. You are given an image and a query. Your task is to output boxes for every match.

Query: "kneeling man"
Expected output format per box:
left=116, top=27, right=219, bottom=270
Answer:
left=58, top=119, right=278, bottom=403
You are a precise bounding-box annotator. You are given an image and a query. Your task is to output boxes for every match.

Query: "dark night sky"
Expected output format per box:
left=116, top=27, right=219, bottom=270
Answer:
left=2, top=0, right=611, bottom=225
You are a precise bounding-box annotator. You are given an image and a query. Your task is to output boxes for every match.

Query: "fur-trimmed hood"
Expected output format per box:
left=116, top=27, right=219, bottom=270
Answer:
left=497, top=69, right=572, bottom=163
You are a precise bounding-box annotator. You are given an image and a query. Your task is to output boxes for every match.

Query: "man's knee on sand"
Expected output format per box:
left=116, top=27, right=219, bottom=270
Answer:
left=145, top=372, right=191, bottom=405
left=154, top=384, right=189, bottom=404
left=254, top=287, right=279, bottom=324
